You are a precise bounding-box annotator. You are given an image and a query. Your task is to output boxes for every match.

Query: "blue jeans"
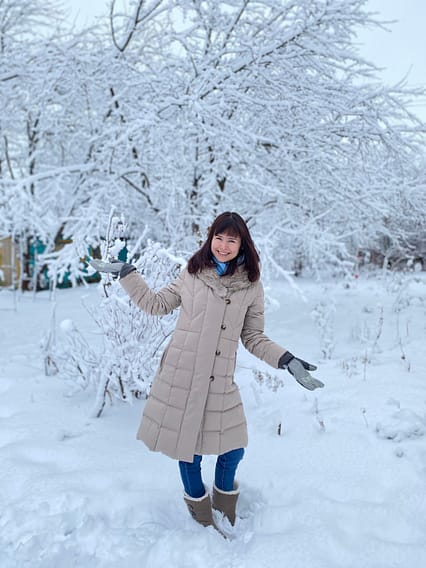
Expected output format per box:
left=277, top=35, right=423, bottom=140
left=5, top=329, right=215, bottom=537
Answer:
left=179, top=448, right=245, bottom=498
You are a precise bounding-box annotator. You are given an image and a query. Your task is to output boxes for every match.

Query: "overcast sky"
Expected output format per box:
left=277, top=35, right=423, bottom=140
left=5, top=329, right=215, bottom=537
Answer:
left=64, top=0, right=426, bottom=119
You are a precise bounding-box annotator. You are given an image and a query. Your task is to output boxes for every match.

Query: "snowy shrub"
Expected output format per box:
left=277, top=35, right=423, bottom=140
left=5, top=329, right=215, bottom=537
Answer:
left=251, top=369, right=286, bottom=436
left=311, top=397, right=326, bottom=432
left=311, top=298, right=335, bottom=359
left=44, top=239, right=182, bottom=417
left=340, top=357, right=360, bottom=378
left=388, top=273, right=426, bottom=370
left=252, top=369, right=284, bottom=393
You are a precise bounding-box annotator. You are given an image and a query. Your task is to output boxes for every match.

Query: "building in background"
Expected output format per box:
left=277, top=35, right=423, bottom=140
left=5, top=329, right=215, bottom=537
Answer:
left=0, top=237, right=20, bottom=288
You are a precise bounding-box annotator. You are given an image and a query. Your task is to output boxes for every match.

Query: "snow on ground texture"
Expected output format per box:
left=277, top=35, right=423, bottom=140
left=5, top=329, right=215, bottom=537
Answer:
left=1, top=272, right=426, bottom=568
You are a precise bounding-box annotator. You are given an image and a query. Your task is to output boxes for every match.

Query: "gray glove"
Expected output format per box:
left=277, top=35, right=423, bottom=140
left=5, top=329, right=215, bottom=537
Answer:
left=279, top=351, right=324, bottom=391
left=90, top=259, right=136, bottom=278
left=90, top=259, right=124, bottom=273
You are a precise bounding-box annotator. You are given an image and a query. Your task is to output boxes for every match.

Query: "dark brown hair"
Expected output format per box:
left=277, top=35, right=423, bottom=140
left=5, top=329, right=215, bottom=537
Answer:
left=187, top=212, right=260, bottom=282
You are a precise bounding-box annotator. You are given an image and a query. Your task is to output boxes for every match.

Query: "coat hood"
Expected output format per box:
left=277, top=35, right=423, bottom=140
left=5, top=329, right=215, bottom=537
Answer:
left=195, top=267, right=252, bottom=298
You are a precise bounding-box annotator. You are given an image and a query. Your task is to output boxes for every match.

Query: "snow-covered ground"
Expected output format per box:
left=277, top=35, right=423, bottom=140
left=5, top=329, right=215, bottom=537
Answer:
left=1, top=271, right=426, bottom=568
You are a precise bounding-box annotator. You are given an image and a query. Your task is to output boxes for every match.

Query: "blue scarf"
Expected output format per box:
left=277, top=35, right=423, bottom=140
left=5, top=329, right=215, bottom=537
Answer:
left=212, top=254, right=245, bottom=276
left=212, top=256, right=229, bottom=276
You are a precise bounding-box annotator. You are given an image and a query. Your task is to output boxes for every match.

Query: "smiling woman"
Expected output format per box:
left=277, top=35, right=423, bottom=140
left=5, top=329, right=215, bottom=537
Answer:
left=92, top=210, right=324, bottom=535
left=211, top=233, right=241, bottom=264
left=187, top=212, right=261, bottom=283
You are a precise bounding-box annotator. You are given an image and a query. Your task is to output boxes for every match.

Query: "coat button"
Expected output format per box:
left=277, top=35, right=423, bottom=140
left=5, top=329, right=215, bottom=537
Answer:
left=225, top=299, right=231, bottom=304
left=209, top=375, right=214, bottom=381
left=215, top=350, right=221, bottom=356
left=221, top=324, right=226, bottom=330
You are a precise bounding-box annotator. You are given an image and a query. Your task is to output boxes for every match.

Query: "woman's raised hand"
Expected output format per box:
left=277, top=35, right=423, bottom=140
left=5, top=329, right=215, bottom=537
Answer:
left=90, top=259, right=124, bottom=273
left=278, top=352, right=325, bottom=391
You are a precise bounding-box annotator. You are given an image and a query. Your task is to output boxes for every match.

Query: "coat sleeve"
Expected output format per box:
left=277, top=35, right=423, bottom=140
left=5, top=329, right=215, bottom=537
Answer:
left=119, top=268, right=184, bottom=316
left=240, top=280, right=287, bottom=368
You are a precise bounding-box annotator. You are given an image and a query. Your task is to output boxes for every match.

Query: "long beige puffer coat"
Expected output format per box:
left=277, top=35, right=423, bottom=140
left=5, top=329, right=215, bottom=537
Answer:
left=120, top=266, right=286, bottom=462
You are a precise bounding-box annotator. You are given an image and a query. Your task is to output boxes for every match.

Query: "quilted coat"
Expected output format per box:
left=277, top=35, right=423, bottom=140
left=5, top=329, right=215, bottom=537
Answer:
left=120, top=266, right=286, bottom=462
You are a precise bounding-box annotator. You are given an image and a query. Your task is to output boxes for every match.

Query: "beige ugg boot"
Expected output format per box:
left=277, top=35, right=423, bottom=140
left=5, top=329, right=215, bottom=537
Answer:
left=184, top=489, right=215, bottom=528
left=212, top=483, right=239, bottom=526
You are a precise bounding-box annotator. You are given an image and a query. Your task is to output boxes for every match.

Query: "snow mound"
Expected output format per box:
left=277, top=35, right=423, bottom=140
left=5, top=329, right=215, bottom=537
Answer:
left=60, top=319, right=76, bottom=334
left=376, top=409, right=426, bottom=442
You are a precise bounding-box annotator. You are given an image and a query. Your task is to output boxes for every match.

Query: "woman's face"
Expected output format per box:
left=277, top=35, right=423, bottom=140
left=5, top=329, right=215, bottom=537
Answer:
left=211, top=232, right=241, bottom=262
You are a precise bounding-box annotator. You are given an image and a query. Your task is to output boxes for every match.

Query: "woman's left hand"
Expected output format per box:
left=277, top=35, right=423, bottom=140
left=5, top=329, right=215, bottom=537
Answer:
left=287, top=358, right=324, bottom=390
left=279, top=352, right=325, bottom=391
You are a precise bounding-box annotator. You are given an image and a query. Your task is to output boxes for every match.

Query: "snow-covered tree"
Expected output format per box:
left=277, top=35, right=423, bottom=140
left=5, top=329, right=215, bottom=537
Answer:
left=51, top=0, right=426, bottom=273
left=0, top=0, right=97, bottom=288
left=43, top=214, right=182, bottom=416
left=1, top=0, right=425, bottom=285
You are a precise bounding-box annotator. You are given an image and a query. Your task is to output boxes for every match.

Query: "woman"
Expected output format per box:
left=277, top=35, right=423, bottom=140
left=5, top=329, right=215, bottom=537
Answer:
left=91, top=212, right=323, bottom=531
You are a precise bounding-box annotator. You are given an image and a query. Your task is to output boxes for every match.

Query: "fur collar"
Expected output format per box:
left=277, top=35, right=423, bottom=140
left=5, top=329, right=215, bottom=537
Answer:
left=195, top=267, right=252, bottom=297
